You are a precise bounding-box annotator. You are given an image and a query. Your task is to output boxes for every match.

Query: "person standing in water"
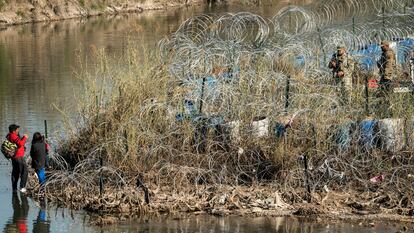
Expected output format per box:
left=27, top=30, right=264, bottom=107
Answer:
left=30, top=132, right=48, bottom=186
left=6, top=124, right=29, bottom=193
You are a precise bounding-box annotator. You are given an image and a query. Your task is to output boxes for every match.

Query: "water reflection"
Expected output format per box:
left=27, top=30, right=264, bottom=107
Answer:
left=3, top=193, right=51, bottom=233
left=100, top=215, right=408, bottom=233
left=3, top=193, right=29, bottom=233
left=32, top=200, right=50, bottom=233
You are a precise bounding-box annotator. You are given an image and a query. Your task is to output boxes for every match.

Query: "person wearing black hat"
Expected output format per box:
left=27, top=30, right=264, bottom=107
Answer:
left=6, top=124, right=29, bottom=193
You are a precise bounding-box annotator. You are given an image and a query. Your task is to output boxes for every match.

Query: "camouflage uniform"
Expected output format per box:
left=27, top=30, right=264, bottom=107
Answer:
left=376, top=41, right=397, bottom=117
left=328, top=46, right=354, bottom=104
left=377, top=41, right=396, bottom=90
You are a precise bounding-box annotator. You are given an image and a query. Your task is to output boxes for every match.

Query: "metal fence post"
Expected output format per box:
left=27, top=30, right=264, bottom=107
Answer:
left=99, top=157, right=103, bottom=197
left=303, top=153, right=312, bottom=203
left=44, top=120, right=48, bottom=139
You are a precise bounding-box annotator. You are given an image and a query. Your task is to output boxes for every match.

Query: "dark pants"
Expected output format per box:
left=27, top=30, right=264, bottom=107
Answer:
left=376, top=78, right=393, bottom=118
left=11, top=157, right=28, bottom=190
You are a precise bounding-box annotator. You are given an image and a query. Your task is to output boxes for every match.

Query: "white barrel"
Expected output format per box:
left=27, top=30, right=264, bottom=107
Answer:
left=252, top=118, right=269, bottom=138
left=378, top=118, right=406, bottom=152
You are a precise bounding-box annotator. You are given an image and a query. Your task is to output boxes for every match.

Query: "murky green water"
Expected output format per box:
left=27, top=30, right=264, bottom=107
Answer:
left=0, top=2, right=413, bottom=232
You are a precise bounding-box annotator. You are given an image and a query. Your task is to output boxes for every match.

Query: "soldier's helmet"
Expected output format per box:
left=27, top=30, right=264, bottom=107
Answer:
left=337, top=44, right=346, bottom=51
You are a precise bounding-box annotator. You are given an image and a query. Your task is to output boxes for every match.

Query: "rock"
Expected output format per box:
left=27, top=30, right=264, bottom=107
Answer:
left=369, top=222, right=375, bottom=227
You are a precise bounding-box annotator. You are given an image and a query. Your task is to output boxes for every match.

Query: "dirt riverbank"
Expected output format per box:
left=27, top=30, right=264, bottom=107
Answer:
left=0, top=0, right=213, bottom=26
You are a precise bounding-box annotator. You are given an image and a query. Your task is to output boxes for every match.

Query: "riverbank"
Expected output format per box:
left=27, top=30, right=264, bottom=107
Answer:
left=0, top=0, right=210, bottom=26
left=27, top=179, right=414, bottom=226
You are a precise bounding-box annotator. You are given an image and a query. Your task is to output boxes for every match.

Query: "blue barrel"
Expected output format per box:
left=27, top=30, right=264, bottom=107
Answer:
left=334, top=121, right=356, bottom=152
left=359, top=119, right=379, bottom=150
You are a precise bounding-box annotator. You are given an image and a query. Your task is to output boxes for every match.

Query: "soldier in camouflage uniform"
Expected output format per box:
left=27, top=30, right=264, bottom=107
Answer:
left=377, top=40, right=396, bottom=91
left=376, top=40, right=397, bottom=117
left=328, top=45, right=354, bottom=104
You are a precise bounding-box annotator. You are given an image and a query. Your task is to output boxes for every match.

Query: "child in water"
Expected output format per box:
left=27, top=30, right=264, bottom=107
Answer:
left=30, top=132, right=48, bottom=185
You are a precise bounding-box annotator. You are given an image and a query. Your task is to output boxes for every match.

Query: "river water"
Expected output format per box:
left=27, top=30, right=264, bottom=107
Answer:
left=0, top=2, right=413, bottom=232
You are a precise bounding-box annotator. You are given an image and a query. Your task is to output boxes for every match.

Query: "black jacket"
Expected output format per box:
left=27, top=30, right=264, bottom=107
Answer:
left=30, top=142, right=46, bottom=170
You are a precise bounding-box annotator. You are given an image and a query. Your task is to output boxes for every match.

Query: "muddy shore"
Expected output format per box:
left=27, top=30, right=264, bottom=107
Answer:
left=0, top=0, right=212, bottom=27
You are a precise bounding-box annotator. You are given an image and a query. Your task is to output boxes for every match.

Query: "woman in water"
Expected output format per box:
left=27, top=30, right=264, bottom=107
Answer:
left=30, top=132, right=48, bottom=186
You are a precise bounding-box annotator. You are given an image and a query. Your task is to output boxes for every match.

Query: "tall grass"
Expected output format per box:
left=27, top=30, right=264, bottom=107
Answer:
left=44, top=38, right=413, bottom=207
